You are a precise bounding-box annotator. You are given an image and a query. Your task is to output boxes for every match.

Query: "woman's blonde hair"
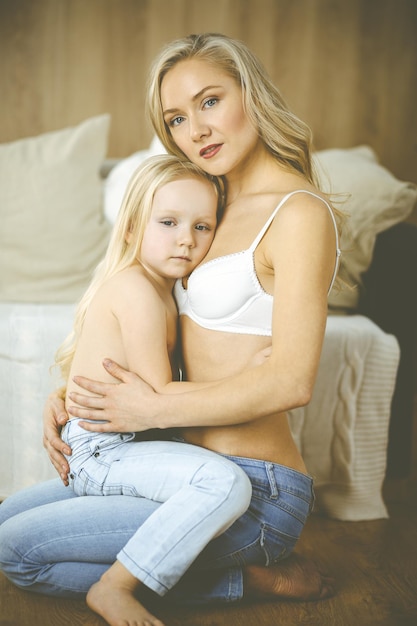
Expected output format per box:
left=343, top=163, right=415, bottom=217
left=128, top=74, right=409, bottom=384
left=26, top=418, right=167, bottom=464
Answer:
left=55, top=154, right=224, bottom=382
left=147, top=32, right=318, bottom=185
left=147, top=33, right=347, bottom=292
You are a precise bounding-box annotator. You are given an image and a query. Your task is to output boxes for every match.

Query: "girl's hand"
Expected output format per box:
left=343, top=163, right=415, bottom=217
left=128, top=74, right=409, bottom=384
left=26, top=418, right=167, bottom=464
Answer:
left=43, top=390, right=72, bottom=485
left=68, top=359, right=157, bottom=433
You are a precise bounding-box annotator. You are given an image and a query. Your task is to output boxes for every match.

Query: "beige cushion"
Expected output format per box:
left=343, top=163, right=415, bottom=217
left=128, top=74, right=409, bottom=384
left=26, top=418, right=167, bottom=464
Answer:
left=0, top=115, right=111, bottom=303
left=313, top=146, right=417, bottom=310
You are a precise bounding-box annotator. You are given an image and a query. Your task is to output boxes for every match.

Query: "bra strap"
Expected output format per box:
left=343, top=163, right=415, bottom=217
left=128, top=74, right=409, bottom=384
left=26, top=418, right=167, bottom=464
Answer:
left=248, top=190, right=341, bottom=292
left=249, top=191, right=295, bottom=252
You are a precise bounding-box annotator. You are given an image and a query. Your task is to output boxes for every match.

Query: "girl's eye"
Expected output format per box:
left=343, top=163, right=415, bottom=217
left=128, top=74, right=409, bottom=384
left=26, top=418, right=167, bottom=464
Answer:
left=161, top=220, right=175, bottom=227
left=195, top=224, right=210, bottom=231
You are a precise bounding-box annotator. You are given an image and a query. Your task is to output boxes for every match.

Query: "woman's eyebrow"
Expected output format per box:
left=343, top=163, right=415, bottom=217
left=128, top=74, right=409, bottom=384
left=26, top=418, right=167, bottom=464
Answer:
left=163, top=85, right=222, bottom=116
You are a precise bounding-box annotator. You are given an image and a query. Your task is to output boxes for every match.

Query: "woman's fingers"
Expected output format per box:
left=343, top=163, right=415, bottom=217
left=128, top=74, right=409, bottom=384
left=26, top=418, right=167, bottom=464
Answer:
left=42, top=390, right=72, bottom=483
left=69, top=359, right=157, bottom=432
left=43, top=432, right=71, bottom=484
left=71, top=360, right=133, bottom=397
left=68, top=390, right=106, bottom=409
left=71, top=376, right=111, bottom=397
left=102, top=358, right=132, bottom=382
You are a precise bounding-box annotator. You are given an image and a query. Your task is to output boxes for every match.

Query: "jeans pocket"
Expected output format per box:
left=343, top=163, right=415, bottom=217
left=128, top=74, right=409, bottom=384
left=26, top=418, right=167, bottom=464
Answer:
left=259, top=523, right=298, bottom=566
left=68, top=467, right=104, bottom=496
left=207, top=521, right=297, bottom=569
left=87, top=431, right=135, bottom=457
left=309, top=484, right=316, bottom=514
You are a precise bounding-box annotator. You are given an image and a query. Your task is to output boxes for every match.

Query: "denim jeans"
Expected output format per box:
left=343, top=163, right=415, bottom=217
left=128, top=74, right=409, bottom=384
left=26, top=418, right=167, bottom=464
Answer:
left=59, top=419, right=252, bottom=594
left=0, top=450, right=314, bottom=604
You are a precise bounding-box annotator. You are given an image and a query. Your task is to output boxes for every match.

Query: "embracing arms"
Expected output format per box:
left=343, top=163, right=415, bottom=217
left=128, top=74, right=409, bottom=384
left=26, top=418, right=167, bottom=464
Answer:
left=44, top=194, right=338, bottom=475
left=63, top=195, right=337, bottom=431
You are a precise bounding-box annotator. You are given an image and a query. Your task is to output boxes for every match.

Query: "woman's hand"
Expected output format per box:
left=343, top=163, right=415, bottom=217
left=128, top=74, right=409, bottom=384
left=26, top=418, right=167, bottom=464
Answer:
left=43, top=389, right=72, bottom=485
left=68, top=359, right=158, bottom=433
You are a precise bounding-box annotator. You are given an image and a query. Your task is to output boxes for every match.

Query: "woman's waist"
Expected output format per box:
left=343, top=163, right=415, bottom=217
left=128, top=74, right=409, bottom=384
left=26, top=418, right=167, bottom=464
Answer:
left=181, top=322, right=272, bottom=379
left=181, top=414, right=307, bottom=474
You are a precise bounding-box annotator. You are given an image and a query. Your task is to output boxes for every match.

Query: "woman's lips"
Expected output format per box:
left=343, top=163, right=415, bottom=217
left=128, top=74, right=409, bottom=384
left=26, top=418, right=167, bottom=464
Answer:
left=200, top=144, right=222, bottom=159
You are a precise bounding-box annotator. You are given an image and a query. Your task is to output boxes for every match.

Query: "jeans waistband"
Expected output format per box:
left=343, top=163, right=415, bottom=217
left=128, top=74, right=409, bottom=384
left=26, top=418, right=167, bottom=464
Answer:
left=220, top=453, right=313, bottom=493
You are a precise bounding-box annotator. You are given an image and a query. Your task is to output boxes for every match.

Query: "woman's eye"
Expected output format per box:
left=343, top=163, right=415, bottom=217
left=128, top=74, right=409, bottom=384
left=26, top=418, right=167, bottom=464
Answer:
left=203, top=97, right=217, bottom=109
left=169, top=116, right=184, bottom=127
left=162, top=220, right=175, bottom=227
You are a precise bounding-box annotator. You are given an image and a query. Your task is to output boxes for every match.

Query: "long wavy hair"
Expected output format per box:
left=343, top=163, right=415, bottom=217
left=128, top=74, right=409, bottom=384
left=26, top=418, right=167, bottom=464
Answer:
left=147, top=32, right=318, bottom=185
left=55, top=154, right=224, bottom=382
left=147, top=33, right=347, bottom=290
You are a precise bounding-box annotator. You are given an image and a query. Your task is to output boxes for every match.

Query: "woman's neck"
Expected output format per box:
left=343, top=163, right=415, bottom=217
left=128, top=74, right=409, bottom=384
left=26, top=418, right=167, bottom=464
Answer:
left=225, top=146, right=284, bottom=205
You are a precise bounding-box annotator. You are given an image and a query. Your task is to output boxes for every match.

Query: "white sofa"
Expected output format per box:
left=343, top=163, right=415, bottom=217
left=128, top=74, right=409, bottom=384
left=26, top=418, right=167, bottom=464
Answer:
left=1, top=115, right=416, bottom=520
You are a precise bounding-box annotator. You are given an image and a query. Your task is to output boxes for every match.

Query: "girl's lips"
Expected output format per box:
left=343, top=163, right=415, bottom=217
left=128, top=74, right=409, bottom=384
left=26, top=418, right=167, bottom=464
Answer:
left=200, top=144, right=222, bottom=159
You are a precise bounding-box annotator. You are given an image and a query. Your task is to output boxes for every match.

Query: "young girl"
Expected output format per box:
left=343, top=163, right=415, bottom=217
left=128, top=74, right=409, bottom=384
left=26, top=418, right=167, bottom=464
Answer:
left=56, top=154, right=252, bottom=626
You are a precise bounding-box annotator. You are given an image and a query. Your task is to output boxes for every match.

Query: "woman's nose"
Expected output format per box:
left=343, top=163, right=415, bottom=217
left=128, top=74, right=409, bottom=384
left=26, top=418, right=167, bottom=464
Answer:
left=190, top=116, right=209, bottom=141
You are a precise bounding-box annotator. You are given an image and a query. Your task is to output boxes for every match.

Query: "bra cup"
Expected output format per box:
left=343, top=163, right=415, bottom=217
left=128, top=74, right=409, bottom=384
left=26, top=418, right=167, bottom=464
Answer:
left=174, top=250, right=274, bottom=336
left=186, top=251, right=260, bottom=320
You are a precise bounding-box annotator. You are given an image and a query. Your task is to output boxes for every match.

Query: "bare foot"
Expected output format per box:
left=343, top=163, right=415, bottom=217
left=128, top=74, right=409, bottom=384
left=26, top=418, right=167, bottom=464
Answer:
left=86, top=563, right=165, bottom=626
left=245, top=553, right=335, bottom=601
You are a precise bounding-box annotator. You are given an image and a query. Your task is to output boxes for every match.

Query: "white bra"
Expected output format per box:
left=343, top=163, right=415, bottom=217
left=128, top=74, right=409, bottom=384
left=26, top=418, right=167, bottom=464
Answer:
left=174, top=190, right=341, bottom=336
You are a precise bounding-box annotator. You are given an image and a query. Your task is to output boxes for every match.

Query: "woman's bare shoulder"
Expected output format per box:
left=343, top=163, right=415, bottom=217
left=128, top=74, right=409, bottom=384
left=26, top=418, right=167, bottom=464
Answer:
left=261, top=185, right=337, bottom=266
left=273, top=185, right=335, bottom=227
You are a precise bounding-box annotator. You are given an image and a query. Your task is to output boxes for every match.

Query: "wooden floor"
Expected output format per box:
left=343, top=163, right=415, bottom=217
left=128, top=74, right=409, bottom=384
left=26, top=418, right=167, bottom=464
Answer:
left=1, top=481, right=416, bottom=626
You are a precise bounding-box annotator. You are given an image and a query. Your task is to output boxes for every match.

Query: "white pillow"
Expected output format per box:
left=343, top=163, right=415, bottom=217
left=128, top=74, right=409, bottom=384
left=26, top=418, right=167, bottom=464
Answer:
left=314, top=146, right=417, bottom=310
left=0, top=115, right=112, bottom=303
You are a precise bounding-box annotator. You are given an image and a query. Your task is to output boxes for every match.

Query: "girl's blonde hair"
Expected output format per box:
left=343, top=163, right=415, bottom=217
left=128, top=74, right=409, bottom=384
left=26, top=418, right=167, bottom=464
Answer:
left=55, top=154, right=224, bottom=382
left=147, top=32, right=317, bottom=184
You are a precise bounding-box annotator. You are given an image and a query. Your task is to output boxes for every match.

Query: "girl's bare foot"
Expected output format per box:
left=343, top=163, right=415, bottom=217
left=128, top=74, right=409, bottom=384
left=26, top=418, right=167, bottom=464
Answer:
left=245, top=553, right=335, bottom=601
left=86, top=562, right=165, bottom=626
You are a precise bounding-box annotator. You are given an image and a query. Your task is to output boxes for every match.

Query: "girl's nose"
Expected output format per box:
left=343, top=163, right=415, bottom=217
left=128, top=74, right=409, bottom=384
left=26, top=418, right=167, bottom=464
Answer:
left=179, top=228, right=195, bottom=248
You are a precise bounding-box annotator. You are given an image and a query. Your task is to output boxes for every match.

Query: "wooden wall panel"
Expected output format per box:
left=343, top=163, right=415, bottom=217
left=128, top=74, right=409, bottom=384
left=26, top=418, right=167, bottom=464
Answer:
left=1, top=0, right=416, bottom=191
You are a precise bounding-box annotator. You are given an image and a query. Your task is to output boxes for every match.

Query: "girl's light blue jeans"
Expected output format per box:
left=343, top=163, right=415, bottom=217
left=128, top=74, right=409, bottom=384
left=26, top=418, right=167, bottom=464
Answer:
left=0, top=449, right=314, bottom=605
left=60, top=419, right=252, bottom=595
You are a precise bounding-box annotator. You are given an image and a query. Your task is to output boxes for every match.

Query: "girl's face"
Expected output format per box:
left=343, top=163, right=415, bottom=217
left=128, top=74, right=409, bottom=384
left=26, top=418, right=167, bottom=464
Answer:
left=139, top=177, right=217, bottom=282
left=161, top=59, right=260, bottom=178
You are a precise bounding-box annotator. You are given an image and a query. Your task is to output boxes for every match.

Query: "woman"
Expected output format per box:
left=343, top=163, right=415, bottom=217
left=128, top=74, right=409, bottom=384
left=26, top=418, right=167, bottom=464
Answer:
left=0, top=33, right=341, bottom=613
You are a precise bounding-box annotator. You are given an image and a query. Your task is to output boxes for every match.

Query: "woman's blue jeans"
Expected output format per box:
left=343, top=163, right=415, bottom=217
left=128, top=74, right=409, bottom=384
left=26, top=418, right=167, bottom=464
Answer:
left=0, top=453, right=314, bottom=605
